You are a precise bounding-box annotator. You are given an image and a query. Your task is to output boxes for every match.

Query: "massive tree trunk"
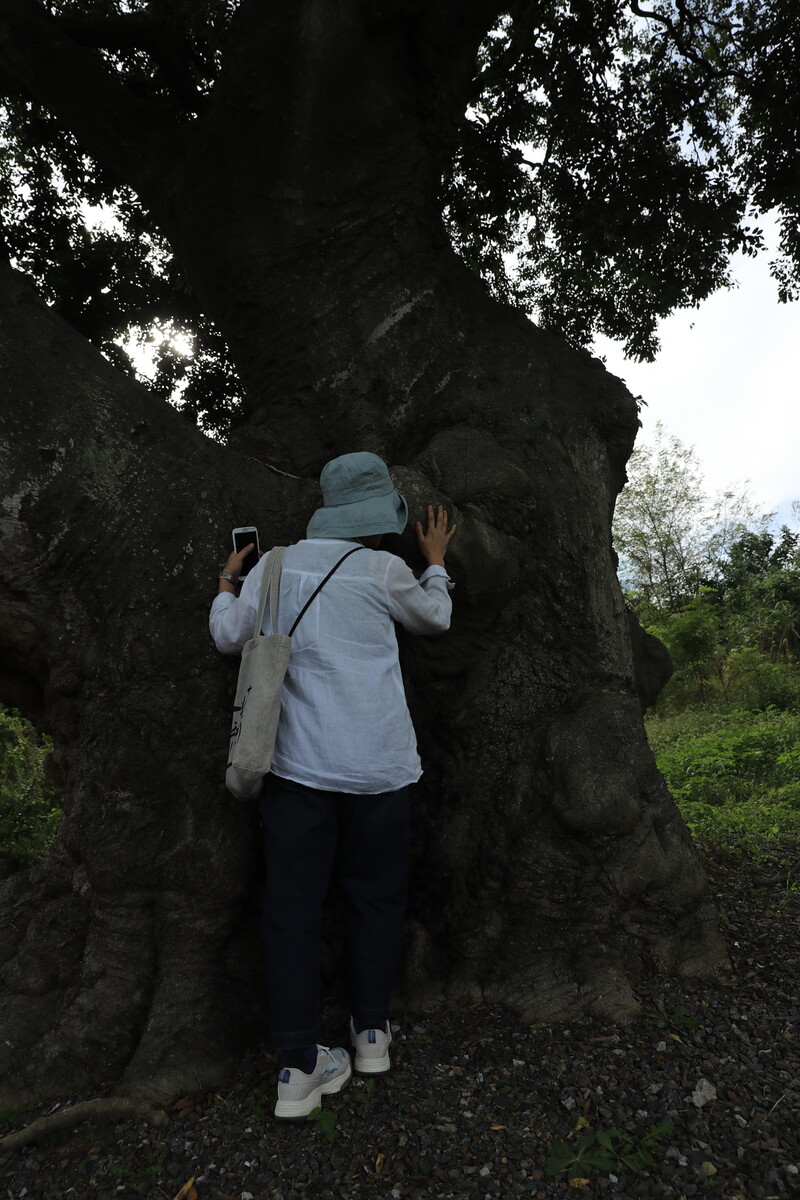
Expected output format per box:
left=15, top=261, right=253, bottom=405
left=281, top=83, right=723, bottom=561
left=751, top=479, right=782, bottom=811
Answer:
left=0, top=0, right=726, bottom=1106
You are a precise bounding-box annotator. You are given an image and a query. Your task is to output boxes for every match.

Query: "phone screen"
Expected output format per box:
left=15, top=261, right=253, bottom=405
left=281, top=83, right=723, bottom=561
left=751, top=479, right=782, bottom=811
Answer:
left=233, top=528, right=260, bottom=576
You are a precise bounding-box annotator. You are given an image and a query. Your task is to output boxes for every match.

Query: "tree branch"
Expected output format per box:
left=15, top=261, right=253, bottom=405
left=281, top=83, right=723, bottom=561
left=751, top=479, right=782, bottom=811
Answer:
left=627, top=0, right=730, bottom=76
left=628, top=0, right=674, bottom=34
left=0, top=0, right=182, bottom=196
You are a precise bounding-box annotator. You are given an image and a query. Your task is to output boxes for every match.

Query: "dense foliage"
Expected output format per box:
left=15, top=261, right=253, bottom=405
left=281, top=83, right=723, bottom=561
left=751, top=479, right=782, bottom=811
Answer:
left=441, top=0, right=800, bottom=357
left=616, top=430, right=800, bottom=858
left=0, top=0, right=242, bottom=434
left=1, top=0, right=799, bottom=430
left=644, top=585, right=800, bottom=858
left=614, top=425, right=800, bottom=688
left=647, top=706, right=800, bottom=857
left=0, top=707, right=60, bottom=865
left=634, top=523, right=800, bottom=710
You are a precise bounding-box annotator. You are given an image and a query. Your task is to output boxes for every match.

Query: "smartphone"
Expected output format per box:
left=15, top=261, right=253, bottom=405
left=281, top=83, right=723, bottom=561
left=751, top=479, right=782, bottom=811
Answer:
left=232, top=526, right=260, bottom=578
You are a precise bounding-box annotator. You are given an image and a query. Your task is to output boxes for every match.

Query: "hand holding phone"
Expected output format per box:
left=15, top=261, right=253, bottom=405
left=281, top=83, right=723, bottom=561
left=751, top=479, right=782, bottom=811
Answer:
left=232, top=526, right=260, bottom=579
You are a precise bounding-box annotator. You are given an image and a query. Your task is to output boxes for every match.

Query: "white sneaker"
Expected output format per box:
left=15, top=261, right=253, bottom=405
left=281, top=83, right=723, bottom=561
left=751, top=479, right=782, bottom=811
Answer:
left=274, top=1045, right=352, bottom=1120
left=350, top=1019, right=392, bottom=1074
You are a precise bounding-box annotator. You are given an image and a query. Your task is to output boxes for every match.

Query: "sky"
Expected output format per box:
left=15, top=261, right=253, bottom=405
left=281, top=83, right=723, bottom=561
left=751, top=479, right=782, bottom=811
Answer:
left=594, top=217, right=800, bottom=530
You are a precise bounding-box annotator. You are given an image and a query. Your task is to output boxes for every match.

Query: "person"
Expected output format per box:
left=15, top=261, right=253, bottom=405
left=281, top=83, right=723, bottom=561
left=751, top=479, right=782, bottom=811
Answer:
left=209, top=451, right=456, bottom=1120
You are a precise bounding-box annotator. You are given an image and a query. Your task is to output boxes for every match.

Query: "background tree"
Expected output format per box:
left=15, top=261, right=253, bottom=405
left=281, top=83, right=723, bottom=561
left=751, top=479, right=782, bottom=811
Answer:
left=613, top=422, right=766, bottom=614
left=717, top=523, right=800, bottom=661
left=647, top=532, right=800, bottom=711
left=615, top=427, right=800, bottom=708
left=1, top=0, right=797, bottom=1107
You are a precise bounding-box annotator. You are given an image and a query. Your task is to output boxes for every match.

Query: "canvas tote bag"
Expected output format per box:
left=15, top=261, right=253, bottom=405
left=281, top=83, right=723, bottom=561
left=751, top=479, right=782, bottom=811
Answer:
left=225, top=544, right=363, bottom=800
left=226, top=546, right=289, bottom=800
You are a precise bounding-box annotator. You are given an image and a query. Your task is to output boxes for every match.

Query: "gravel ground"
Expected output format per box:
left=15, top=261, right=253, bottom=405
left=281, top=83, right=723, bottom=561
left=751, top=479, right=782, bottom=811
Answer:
left=2, top=851, right=798, bottom=1200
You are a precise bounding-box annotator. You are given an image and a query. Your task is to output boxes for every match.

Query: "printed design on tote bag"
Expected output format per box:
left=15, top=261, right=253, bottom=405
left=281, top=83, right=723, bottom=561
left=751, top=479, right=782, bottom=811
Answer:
left=228, top=685, right=252, bottom=760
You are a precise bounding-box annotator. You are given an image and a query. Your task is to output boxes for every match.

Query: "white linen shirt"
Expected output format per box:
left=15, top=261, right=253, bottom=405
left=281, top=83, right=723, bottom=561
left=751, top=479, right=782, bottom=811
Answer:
left=209, top=539, right=452, bottom=794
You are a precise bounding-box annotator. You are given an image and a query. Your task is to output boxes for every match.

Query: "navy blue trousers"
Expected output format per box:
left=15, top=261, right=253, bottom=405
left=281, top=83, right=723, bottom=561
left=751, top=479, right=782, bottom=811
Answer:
left=259, top=774, right=410, bottom=1050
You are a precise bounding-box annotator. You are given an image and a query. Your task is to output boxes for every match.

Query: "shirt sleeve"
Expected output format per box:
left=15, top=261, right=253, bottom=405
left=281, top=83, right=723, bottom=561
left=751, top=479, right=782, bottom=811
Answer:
left=384, top=557, right=452, bottom=634
left=208, top=556, right=264, bottom=654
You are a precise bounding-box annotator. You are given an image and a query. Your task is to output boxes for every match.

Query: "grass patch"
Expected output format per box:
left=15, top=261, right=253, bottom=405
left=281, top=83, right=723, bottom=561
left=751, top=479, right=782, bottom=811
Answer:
left=646, top=706, right=800, bottom=857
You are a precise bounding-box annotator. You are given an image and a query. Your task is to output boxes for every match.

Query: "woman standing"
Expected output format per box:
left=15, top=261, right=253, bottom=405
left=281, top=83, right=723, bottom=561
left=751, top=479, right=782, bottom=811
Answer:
left=210, top=452, right=455, bottom=1119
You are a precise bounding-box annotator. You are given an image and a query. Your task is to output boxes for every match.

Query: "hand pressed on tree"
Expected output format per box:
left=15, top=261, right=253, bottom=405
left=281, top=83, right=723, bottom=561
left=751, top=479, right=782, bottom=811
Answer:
left=415, top=504, right=457, bottom=568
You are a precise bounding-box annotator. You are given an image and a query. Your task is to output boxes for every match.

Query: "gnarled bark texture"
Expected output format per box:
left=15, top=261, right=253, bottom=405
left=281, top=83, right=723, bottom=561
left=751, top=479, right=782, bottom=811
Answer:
left=0, top=0, right=726, bottom=1106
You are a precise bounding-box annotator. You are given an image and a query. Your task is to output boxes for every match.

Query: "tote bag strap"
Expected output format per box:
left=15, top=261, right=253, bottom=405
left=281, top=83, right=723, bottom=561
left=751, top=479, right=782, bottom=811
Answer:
left=288, top=545, right=364, bottom=637
left=254, top=546, right=286, bottom=639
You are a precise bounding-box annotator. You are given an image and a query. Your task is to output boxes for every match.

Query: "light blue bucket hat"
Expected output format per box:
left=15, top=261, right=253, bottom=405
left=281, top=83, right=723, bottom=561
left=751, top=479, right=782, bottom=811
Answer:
left=306, top=452, right=408, bottom=539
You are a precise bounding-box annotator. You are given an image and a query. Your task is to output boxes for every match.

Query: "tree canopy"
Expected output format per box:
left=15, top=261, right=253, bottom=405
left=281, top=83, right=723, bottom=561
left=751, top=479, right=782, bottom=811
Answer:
left=1, top=0, right=798, bottom=434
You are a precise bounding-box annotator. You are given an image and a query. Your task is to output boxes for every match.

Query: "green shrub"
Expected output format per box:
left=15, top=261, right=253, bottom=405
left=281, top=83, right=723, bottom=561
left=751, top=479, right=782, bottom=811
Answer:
left=722, top=648, right=800, bottom=711
left=653, top=709, right=799, bottom=804
left=647, top=593, right=724, bottom=710
left=0, top=707, right=61, bottom=865
left=674, top=795, right=800, bottom=854
left=646, top=707, right=800, bottom=854
left=649, top=629, right=800, bottom=713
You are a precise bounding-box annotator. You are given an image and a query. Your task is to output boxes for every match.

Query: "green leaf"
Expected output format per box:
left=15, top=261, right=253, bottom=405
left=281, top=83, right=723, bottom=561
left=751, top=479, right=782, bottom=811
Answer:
left=594, top=1129, right=619, bottom=1149
left=585, top=1148, right=619, bottom=1172
left=545, top=1143, right=578, bottom=1176
left=646, top=1119, right=674, bottom=1141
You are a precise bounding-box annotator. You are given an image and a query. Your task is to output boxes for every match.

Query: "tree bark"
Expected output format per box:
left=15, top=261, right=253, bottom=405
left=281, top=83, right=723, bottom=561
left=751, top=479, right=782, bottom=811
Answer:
left=0, top=257, right=319, bottom=1103
left=0, top=0, right=727, bottom=1106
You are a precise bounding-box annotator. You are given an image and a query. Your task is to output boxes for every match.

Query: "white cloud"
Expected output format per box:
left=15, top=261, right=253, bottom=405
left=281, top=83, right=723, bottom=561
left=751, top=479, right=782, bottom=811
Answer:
left=595, top=217, right=800, bottom=527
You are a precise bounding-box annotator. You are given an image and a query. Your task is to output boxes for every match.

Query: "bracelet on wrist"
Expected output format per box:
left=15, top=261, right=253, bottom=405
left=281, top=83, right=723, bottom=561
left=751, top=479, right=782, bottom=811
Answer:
left=218, top=572, right=238, bottom=584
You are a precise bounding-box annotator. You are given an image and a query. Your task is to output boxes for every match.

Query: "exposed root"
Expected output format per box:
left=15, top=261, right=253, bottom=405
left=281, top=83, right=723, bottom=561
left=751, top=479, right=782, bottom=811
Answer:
left=0, top=1097, right=169, bottom=1153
